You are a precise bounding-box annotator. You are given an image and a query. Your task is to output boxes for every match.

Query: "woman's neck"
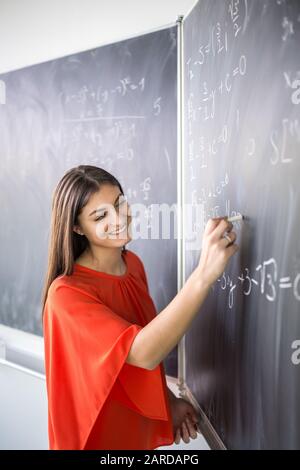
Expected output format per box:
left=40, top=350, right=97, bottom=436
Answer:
left=76, top=247, right=126, bottom=275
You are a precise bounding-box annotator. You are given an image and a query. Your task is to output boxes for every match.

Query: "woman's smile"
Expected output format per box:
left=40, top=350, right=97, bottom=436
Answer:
left=109, top=223, right=127, bottom=235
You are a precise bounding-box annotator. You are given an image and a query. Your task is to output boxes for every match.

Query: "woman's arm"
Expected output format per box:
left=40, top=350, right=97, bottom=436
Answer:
left=126, top=269, right=210, bottom=370
left=126, top=218, right=238, bottom=370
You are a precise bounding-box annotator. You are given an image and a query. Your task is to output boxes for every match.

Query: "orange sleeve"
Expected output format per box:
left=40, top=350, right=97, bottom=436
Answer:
left=43, top=281, right=170, bottom=450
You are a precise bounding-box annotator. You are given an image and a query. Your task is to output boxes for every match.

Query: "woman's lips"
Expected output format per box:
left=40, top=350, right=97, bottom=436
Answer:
left=109, top=224, right=127, bottom=235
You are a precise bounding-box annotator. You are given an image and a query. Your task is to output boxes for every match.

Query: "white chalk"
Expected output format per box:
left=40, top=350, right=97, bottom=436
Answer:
left=227, top=215, right=244, bottom=222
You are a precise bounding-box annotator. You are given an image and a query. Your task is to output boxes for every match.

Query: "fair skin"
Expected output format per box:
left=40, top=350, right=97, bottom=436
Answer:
left=73, top=185, right=239, bottom=445
left=73, top=184, right=132, bottom=275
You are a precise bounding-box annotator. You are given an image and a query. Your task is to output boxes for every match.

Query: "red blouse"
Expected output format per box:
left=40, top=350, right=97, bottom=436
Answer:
left=43, top=248, right=174, bottom=450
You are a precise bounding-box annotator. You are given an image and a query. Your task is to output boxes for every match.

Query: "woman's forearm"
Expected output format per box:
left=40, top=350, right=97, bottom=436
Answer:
left=127, top=268, right=211, bottom=370
left=127, top=217, right=238, bottom=371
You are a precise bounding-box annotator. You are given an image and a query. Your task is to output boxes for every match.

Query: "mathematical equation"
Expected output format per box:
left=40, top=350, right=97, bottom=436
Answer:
left=61, top=76, right=145, bottom=105
left=188, top=122, right=229, bottom=173
left=65, top=119, right=137, bottom=144
left=186, top=0, right=249, bottom=77
left=191, top=173, right=230, bottom=204
left=125, top=177, right=152, bottom=203
left=282, top=15, right=295, bottom=42
left=270, top=118, right=300, bottom=166
left=217, top=257, right=300, bottom=309
left=229, top=0, right=249, bottom=38
left=60, top=75, right=162, bottom=120
left=187, top=23, right=228, bottom=77
left=187, top=107, right=299, bottom=176
left=187, top=54, right=247, bottom=126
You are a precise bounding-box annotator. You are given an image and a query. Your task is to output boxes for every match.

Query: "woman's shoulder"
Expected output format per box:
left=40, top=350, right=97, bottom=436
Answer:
left=48, top=271, right=77, bottom=291
left=47, top=271, right=96, bottom=302
left=48, top=275, right=67, bottom=296
left=46, top=277, right=73, bottom=308
left=45, top=277, right=101, bottom=320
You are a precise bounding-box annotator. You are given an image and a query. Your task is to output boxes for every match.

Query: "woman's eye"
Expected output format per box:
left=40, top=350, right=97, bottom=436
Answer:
left=95, top=212, right=107, bottom=221
left=94, top=197, right=127, bottom=221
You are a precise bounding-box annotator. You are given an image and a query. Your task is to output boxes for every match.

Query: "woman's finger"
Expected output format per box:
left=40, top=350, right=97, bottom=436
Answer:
left=185, top=416, right=198, bottom=439
left=181, top=421, right=190, bottom=444
left=187, top=410, right=199, bottom=429
left=211, top=218, right=233, bottom=241
left=220, top=230, right=237, bottom=247
left=204, top=217, right=223, bottom=236
left=174, top=427, right=181, bottom=445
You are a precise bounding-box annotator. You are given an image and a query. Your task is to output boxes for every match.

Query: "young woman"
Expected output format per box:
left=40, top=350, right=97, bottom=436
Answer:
left=42, top=164, right=238, bottom=450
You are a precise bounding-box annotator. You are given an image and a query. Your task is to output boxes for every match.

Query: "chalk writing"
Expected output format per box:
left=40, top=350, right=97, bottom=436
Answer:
left=218, top=258, right=300, bottom=308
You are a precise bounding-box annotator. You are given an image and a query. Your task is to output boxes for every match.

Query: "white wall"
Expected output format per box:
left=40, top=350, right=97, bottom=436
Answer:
left=0, top=360, right=47, bottom=450
left=0, top=0, right=197, bottom=74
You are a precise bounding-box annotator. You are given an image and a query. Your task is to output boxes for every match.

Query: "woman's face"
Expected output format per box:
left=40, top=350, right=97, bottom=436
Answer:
left=74, top=185, right=132, bottom=248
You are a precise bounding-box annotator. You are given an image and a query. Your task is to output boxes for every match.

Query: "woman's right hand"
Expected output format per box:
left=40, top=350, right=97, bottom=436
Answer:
left=196, top=217, right=239, bottom=288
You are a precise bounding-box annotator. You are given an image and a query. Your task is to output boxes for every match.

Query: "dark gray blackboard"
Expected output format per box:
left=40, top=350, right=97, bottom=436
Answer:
left=0, top=27, right=178, bottom=377
left=184, top=0, right=300, bottom=449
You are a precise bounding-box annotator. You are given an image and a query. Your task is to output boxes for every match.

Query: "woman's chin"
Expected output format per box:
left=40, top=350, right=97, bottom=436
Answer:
left=108, top=233, right=131, bottom=245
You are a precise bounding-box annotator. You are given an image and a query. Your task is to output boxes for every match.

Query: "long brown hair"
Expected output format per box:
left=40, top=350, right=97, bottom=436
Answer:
left=41, top=165, right=126, bottom=317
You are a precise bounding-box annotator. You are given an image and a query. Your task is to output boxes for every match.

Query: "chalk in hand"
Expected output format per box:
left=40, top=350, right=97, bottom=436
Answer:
left=227, top=215, right=244, bottom=222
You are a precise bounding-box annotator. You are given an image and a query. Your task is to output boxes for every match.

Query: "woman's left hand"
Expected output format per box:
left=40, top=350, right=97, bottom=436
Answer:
left=169, top=396, right=200, bottom=445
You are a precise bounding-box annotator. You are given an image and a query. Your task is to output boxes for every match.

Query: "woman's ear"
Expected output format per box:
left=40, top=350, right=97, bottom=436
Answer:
left=73, top=226, right=84, bottom=236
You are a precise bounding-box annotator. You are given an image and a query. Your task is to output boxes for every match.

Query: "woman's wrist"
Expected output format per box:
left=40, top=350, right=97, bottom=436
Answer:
left=189, top=267, right=212, bottom=293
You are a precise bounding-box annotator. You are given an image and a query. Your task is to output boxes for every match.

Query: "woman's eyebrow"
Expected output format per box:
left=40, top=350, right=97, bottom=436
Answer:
left=88, top=193, right=122, bottom=217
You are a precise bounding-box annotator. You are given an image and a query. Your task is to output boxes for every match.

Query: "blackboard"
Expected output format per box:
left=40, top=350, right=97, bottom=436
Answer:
left=0, top=26, right=178, bottom=377
left=183, top=0, right=300, bottom=449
